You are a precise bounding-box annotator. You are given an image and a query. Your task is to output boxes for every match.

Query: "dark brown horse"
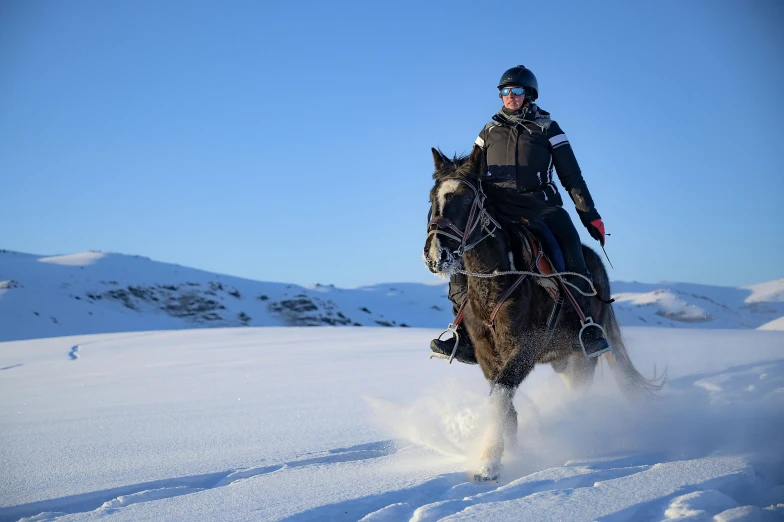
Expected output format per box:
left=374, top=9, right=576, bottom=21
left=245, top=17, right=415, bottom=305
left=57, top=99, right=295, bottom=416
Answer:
left=423, top=145, right=663, bottom=480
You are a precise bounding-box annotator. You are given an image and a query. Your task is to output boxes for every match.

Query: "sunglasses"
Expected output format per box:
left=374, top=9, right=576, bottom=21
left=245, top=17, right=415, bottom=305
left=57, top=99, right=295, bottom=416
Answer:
left=499, top=87, right=526, bottom=97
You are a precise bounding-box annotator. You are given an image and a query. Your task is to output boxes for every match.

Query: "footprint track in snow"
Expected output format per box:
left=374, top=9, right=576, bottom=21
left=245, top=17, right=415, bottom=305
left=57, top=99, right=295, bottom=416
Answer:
left=65, top=332, right=161, bottom=362
left=403, top=464, right=655, bottom=522
left=270, top=455, right=657, bottom=522
left=2, top=440, right=398, bottom=522
left=289, top=452, right=780, bottom=522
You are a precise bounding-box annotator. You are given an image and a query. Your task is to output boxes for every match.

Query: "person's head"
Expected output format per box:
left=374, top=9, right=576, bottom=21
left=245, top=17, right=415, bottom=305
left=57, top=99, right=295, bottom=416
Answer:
left=500, top=85, right=526, bottom=111
left=497, top=65, right=539, bottom=110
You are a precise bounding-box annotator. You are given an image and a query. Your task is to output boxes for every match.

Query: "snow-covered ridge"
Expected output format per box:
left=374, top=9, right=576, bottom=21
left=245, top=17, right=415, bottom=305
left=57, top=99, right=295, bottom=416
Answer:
left=610, top=279, right=784, bottom=330
left=1, top=249, right=782, bottom=342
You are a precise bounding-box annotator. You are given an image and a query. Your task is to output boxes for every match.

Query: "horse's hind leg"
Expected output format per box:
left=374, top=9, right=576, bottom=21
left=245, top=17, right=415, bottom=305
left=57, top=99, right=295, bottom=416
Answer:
left=503, top=401, right=518, bottom=448
left=552, top=353, right=598, bottom=390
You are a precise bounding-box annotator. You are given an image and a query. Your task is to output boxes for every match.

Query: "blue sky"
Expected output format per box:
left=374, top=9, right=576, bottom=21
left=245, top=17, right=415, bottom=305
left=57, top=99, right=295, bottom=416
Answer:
left=2, top=0, right=782, bottom=288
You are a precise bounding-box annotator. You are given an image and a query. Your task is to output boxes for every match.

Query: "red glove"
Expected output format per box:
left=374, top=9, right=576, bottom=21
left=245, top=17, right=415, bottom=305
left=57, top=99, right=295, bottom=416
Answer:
left=588, top=218, right=605, bottom=246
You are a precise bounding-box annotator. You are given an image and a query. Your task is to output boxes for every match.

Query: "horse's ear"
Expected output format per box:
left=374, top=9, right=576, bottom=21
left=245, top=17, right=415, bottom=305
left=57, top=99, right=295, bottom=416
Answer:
left=468, top=144, right=486, bottom=175
left=432, top=148, right=448, bottom=171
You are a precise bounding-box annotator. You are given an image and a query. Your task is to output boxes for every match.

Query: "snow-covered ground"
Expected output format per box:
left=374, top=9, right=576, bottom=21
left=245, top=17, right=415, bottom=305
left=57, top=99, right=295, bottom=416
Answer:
left=1, top=250, right=783, bottom=342
left=2, top=327, right=783, bottom=521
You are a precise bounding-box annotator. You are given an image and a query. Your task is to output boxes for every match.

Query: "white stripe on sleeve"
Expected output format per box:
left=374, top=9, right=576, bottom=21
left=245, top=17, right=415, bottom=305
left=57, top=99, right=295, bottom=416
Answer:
left=549, top=134, right=569, bottom=147
left=475, top=136, right=485, bottom=148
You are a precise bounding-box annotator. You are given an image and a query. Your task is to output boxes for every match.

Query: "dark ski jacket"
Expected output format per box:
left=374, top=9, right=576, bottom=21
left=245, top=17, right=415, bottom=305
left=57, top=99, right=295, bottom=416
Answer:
left=475, top=104, right=601, bottom=225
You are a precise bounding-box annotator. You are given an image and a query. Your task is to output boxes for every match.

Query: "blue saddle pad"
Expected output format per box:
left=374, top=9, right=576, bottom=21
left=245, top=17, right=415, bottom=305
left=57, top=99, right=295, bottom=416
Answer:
left=527, top=218, right=566, bottom=273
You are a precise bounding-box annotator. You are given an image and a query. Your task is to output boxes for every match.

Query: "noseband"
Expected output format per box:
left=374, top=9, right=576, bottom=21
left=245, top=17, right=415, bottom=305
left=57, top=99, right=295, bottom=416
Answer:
left=427, top=179, right=502, bottom=256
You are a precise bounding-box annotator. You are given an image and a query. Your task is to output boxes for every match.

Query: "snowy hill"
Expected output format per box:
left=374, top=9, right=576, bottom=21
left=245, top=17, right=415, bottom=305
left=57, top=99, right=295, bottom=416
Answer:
left=611, top=279, right=784, bottom=330
left=0, top=250, right=450, bottom=342
left=1, top=327, right=782, bottom=521
left=1, top=249, right=783, bottom=342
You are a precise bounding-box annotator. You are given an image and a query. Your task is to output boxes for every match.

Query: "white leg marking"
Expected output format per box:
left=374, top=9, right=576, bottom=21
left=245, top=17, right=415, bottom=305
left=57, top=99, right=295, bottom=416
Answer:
left=476, top=387, right=513, bottom=481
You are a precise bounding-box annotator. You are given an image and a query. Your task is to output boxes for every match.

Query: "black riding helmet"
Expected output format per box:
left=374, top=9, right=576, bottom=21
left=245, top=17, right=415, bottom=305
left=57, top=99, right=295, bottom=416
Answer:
left=498, top=65, right=538, bottom=101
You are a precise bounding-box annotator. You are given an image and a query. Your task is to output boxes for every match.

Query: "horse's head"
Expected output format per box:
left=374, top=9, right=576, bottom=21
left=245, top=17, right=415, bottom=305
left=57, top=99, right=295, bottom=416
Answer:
left=424, top=145, right=498, bottom=276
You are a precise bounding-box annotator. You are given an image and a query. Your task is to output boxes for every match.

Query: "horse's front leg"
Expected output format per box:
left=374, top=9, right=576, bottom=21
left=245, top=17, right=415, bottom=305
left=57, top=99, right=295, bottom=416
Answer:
left=474, top=326, right=536, bottom=481
left=475, top=384, right=514, bottom=481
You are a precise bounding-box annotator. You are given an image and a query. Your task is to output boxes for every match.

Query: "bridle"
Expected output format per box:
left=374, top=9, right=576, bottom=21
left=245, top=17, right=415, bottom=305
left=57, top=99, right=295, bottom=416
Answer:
left=427, top=178, right=502, bottom=257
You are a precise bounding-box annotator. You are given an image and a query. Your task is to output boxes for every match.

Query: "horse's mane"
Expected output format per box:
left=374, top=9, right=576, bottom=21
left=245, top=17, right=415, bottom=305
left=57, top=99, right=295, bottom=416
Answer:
left=432, top=150, right=544, bottom=228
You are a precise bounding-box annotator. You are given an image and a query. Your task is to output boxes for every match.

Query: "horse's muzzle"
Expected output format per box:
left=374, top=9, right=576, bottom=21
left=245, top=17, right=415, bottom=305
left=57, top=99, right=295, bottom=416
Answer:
left=436, top=248, right=453, bottom=272
left=424, top=243, right=459, bottom=276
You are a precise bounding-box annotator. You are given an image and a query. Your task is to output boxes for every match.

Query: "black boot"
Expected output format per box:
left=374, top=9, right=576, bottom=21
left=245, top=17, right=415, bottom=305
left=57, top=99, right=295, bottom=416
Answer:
left=432, top=277, right=476, bottom=364
left=430, top=325, right=477, bottom=365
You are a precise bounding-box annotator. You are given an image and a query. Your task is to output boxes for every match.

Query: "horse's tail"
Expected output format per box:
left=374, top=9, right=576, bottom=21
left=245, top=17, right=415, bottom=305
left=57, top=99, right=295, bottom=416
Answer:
left=602, top=305, right=666, bottom=399
left=583, top=246, right=666, bottom=399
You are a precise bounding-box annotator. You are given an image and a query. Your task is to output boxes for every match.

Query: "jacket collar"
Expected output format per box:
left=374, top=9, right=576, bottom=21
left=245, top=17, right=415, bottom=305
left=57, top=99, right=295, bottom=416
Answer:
left=492, top=103, right=550, bottom=127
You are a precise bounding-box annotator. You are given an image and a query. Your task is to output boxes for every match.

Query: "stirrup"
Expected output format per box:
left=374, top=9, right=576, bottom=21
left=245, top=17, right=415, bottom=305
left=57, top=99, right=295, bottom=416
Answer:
left=430, top=323, right=461, bottom=364
left=578, top=317, right=611, bottom=360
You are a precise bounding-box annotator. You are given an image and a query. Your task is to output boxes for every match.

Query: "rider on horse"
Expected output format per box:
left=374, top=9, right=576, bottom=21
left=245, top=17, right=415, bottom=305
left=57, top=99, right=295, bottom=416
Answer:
left=431, top=65, right=610, bottom=362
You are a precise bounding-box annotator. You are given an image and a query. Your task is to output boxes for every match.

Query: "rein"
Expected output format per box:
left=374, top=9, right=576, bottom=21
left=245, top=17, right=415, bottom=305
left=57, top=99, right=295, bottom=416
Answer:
left=454, top=267, right=598, bottom=296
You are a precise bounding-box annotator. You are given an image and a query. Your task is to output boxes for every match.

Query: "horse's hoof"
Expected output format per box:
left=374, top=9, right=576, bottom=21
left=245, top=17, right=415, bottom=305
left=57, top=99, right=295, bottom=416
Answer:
left=473, top=461, right=501, bottom=482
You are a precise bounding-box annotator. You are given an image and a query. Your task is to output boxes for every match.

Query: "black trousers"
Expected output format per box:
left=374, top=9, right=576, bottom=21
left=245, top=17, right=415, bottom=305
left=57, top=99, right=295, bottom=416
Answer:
left=538, top=206, right=588, bottom=277
left=447, top=205, right=589, bottom=310
left=448, top=272, right=468, bottom=313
